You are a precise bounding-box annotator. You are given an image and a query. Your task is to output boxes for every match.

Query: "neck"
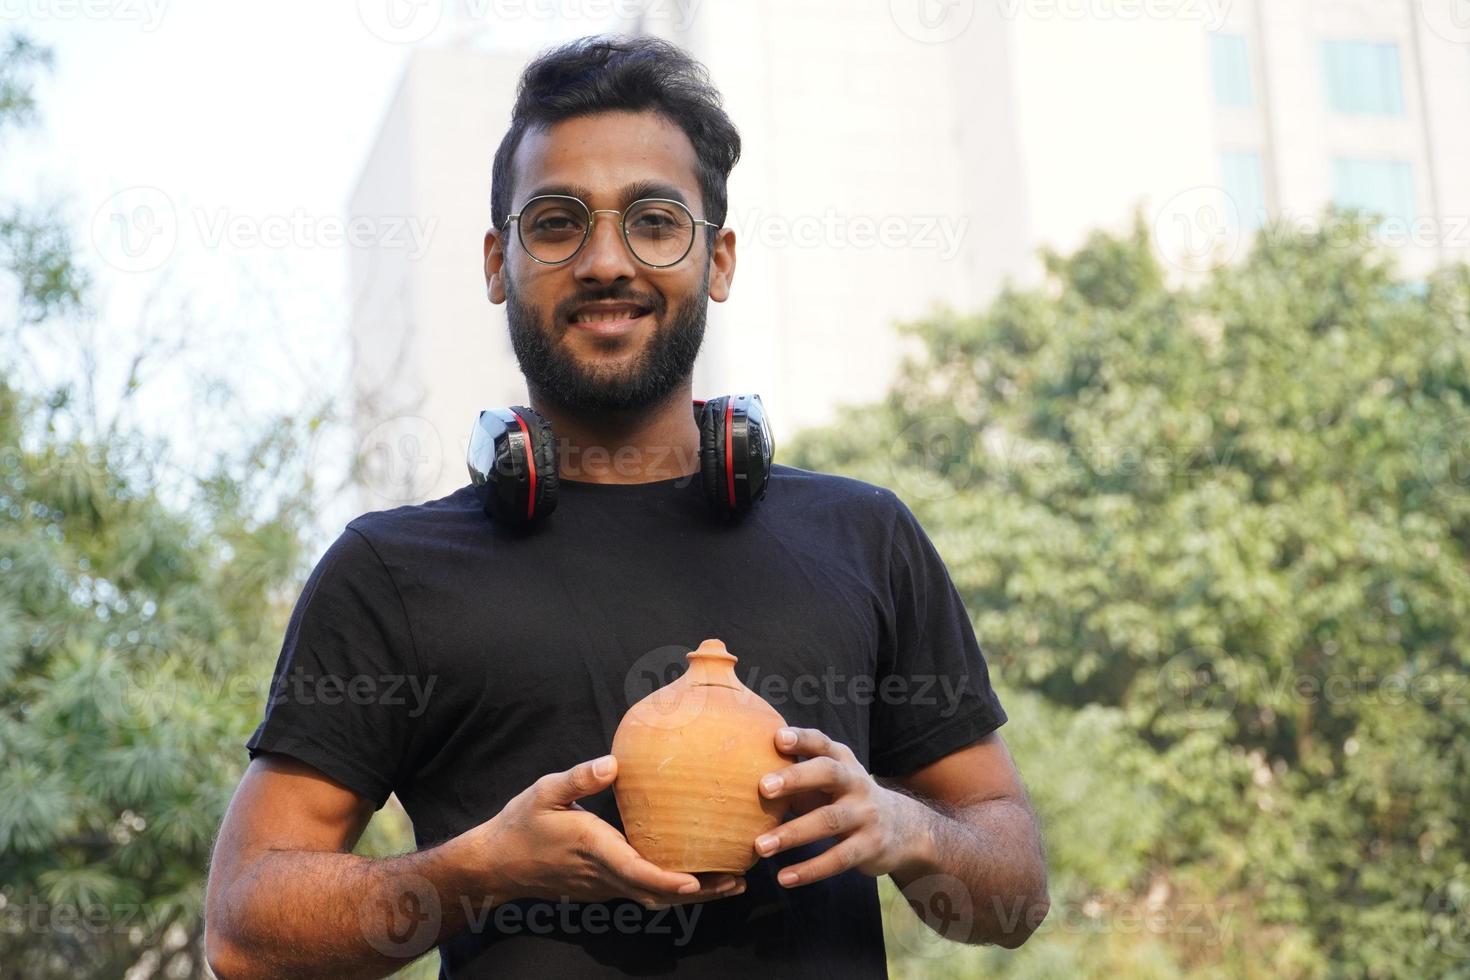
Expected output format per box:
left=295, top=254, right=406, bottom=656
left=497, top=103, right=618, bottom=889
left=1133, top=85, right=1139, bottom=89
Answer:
left=528, top=383, right=702, bottom=485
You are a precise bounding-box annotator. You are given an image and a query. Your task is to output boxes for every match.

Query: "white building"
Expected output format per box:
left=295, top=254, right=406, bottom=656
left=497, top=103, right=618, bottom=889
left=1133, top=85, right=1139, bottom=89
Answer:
left=347, top=0, right=1470, bottom=510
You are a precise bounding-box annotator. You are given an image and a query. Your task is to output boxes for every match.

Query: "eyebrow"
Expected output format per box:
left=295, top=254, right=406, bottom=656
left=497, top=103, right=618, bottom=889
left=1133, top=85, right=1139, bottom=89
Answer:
left=519, top=180, right=691, bottom=209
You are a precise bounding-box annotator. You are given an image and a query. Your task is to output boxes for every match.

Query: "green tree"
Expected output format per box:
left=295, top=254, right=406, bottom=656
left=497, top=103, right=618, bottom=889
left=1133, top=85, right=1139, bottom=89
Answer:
left=798, top=213, right=1470, bottom=978
left=0, top=35, right=433, bottom=978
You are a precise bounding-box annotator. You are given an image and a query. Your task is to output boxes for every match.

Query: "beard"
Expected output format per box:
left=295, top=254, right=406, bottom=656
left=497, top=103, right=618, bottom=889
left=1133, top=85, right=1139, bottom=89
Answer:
left=504, top=264, right=708, bottom=415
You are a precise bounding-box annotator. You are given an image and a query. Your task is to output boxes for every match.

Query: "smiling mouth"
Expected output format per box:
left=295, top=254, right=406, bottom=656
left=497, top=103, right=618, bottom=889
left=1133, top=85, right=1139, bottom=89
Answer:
left=569, top=304, right=653, bottom=326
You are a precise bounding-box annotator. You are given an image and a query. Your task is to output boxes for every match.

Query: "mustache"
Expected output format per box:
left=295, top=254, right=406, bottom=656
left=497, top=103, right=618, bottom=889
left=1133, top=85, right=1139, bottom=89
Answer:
left=554, top=287, right=665, bottom=323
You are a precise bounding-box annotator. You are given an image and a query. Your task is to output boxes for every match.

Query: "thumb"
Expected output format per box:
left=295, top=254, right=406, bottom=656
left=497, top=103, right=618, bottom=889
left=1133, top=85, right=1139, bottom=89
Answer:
left=539, top=754, right=617, bottom=807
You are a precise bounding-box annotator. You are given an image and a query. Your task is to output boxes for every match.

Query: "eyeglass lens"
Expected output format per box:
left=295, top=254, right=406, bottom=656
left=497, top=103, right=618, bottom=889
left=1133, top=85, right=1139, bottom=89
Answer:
left=517, top=196, right=696, bottom=266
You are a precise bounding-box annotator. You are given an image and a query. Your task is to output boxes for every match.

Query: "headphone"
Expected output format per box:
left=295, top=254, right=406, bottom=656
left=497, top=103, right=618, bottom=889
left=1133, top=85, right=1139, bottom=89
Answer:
left=467, top=394, right=774, bottom=527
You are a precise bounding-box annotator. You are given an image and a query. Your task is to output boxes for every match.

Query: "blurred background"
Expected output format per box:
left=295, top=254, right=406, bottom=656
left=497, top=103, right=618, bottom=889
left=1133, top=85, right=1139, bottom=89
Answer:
left=2, top=1, right=1469, bottom=977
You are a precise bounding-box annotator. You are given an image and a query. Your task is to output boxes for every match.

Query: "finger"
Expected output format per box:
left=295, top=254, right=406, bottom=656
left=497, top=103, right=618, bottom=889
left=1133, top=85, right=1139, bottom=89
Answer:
left=648, top=874, right=748, bottom=906
left=536, top=755, right=617, bottom=808
left=626, top=874, right=746, bottom=907
left=677, top=878, right=748, bottom=904
left=759, top=755, right=854, bottom=801
left=773, top=726, right=857, bottom=764
left=773, top=837, right=872, bottom=889
left=754, top=801, right=869, bottom=858
left=584, top=825, right=703, bottom=896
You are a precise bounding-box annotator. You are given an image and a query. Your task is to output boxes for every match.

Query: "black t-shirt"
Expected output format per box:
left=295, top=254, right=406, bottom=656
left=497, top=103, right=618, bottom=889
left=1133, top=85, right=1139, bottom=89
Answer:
left=245, top=463, right=1006, bottom=978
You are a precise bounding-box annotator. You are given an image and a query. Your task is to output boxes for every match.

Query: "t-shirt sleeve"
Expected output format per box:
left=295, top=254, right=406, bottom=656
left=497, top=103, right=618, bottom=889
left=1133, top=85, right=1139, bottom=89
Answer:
left=245, top=525, right=420, bottom=809
left=868, top=492, right=1007, bottom=779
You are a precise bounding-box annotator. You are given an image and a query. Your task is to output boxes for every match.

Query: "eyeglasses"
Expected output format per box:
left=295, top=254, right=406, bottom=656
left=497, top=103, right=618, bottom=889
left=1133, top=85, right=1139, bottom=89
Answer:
left=504, top=195, right=718, bottom=268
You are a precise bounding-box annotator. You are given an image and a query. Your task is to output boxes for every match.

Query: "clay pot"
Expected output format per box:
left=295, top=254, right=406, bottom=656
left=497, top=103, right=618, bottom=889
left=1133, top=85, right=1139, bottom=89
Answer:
left=612, top=638, right=791, bottom=873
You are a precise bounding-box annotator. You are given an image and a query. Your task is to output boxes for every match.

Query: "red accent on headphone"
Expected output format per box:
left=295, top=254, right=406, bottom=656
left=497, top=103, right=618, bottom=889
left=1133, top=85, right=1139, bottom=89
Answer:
left=513, top=411, right=536, bottom=520
left=724, top=399, right=735, bottom=507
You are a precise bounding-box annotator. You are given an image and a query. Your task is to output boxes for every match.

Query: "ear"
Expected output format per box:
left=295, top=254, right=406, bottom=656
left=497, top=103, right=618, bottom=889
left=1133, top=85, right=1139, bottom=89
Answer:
left=484, top=227, right=507, bottom=304
left=707, top=226, right=736, bottom=303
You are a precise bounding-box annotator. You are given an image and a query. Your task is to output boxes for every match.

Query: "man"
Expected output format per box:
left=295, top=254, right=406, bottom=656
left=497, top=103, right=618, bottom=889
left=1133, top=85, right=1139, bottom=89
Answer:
left=205, top=35, right=1049, bottom=979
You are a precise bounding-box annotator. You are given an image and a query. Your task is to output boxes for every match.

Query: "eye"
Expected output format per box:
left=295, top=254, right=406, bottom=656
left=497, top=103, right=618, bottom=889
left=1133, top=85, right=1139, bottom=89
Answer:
left=530, top=212, right=584, bottom=235
left=627, top=206, right=685, bottom=238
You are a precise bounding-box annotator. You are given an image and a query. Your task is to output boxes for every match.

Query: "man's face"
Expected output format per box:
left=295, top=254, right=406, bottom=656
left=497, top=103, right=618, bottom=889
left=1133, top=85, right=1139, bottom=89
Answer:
left=484, top=109, right=736, bottom=415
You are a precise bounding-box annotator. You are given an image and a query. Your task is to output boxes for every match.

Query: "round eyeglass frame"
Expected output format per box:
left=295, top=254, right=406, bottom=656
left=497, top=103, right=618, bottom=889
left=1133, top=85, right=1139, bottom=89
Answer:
left=503, top=194, right=719, bottom=269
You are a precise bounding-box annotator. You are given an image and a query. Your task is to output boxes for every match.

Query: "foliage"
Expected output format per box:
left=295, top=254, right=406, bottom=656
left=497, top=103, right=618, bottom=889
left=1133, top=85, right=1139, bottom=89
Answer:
left=0, top=34, right=427, bottom=978
left=795, top=213, right=1470, bottom=978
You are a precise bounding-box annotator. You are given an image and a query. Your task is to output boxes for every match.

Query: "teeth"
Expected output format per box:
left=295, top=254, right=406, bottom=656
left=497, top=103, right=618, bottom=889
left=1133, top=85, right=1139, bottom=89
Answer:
left=576, top=309, right=642, bottom=323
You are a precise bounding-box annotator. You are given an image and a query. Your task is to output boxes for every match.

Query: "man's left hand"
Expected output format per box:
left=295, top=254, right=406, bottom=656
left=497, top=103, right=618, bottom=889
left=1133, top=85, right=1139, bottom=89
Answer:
left=754, top=726, right=934, bottom=887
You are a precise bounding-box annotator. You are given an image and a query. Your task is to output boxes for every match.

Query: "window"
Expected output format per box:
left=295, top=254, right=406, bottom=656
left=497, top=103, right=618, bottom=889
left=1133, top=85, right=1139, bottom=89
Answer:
left=1210, top=34, right=1253, bottom=108
left=1220, top=152, right=1267, bottom=230
left=1322, top=40, right=1405, bottom=115
left=1331, top=159, right=1416, bottom=227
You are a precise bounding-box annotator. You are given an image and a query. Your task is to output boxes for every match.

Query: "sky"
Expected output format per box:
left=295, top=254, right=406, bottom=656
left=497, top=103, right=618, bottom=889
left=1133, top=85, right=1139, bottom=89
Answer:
left=2, top=2, right=619, bottom=534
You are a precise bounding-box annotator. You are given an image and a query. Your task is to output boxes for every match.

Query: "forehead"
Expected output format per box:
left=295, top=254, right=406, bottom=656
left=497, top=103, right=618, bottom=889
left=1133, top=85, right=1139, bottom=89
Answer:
left=511, top=110, right=703, bottom=206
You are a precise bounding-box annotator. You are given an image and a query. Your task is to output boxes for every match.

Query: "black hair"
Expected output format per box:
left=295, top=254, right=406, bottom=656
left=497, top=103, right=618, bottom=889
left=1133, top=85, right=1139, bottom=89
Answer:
left=490, top=35, right=741, bottom=234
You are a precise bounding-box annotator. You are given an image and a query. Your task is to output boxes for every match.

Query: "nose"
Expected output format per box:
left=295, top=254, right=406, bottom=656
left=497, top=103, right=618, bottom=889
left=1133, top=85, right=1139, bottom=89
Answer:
left=572, top=210, right=638, bottom=287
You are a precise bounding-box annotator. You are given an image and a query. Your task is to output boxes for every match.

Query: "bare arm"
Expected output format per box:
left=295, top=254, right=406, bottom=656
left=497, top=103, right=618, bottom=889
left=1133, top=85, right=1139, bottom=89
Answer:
left=754, top=728, right=1049, bottom=950
left=205, top=753, right=745, bottom=980
left=883, top=732, right=1050, bottom=948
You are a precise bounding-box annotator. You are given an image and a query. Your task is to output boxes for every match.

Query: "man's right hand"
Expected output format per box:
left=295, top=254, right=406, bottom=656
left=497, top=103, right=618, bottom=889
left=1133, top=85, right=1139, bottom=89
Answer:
left=470, top=754, right=746, bottom=908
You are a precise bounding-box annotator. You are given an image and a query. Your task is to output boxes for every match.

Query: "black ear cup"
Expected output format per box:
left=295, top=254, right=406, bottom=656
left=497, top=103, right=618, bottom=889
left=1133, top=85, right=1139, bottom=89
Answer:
left=696, top=395, right=730, bottom=517
left=696, top=393, right=774, bottom=520
left=469, top=395, right=772, bottom=527
left=467, top=405, right=558, bottom=525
